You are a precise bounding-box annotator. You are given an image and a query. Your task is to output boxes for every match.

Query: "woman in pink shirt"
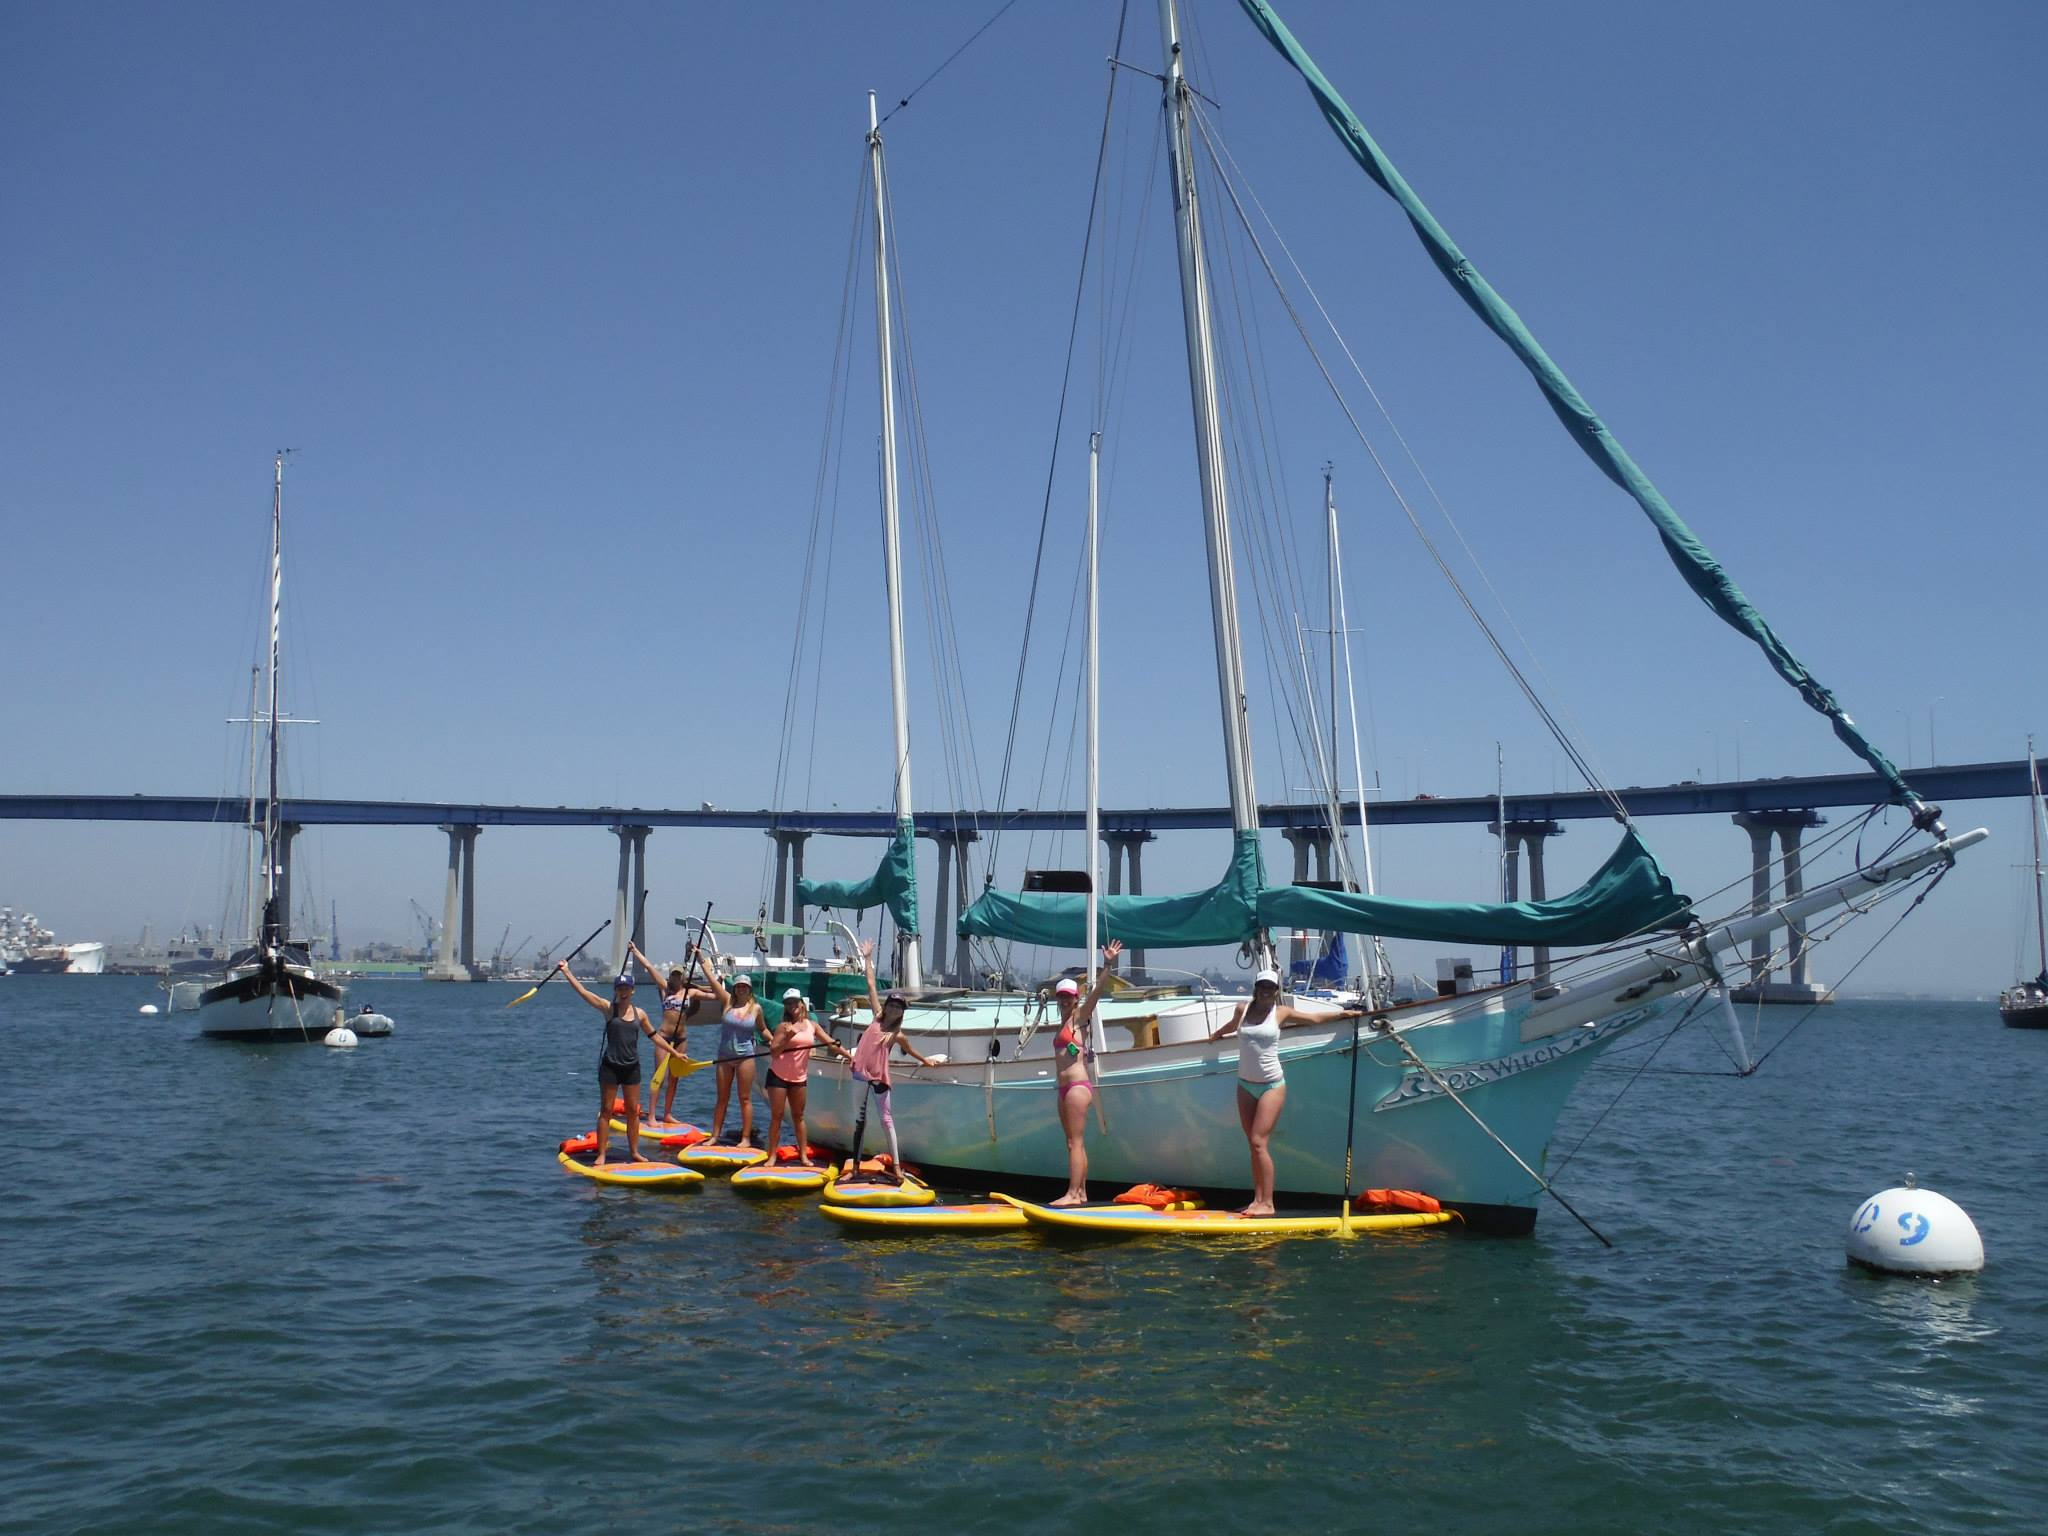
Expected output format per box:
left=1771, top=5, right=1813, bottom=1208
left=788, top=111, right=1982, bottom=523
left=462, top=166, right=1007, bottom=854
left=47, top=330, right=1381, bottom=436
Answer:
left=845, top=939, right=936, bottom=1181
left=762, top=988, right=852, bottom=1166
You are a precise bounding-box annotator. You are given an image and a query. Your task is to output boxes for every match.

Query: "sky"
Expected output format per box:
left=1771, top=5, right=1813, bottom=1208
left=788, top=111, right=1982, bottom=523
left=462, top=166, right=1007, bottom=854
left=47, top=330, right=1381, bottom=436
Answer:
left=3, top=1, right=2044, bottom=994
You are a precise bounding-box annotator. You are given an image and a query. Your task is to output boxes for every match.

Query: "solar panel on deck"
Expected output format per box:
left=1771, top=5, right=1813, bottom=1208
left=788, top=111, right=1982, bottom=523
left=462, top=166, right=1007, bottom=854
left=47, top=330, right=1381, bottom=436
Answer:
left=1023, top=869, right=1093, bottom=894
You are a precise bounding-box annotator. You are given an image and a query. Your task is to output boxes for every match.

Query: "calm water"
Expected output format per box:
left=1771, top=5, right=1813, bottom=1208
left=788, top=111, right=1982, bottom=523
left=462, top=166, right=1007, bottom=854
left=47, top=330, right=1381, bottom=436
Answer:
left=2, top=977, right=2042, bottom=1534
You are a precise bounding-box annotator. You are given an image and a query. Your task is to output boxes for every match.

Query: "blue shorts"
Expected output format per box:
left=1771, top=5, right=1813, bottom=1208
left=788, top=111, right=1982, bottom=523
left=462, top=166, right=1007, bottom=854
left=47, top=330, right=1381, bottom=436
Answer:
left=1237, top=1077, right=1283, bottom=1100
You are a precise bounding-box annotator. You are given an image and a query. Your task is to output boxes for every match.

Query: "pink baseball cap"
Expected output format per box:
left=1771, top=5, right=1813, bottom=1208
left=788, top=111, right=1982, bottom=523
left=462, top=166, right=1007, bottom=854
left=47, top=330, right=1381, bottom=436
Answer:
left=1054, top=977, right=1081, bottom=996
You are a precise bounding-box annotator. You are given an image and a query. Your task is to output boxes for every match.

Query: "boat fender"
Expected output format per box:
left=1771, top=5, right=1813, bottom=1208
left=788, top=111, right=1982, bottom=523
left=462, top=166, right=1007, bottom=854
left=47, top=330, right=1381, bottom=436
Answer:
left=1357, top=1189, right=1442, bottom=1215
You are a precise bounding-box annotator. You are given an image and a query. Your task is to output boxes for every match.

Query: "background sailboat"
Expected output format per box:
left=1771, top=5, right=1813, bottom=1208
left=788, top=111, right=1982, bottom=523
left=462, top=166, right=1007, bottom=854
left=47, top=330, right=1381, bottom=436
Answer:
left=1998, top=738, right=2048, bottom=1028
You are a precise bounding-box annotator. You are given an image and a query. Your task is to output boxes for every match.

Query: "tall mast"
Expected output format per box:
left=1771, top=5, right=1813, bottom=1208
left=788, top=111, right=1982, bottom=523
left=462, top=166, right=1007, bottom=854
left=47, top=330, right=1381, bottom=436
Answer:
left=244, top=664, right=262, bottom=943
left=1327, top=467, right=1384, bottom=995
left=1158, top=0, right=1262, bottom=852
left=1086, top=431, right=1105, bottom=1052
left=2030, top=735, right=2046, bottom=979
left=868, top=91, right=921, bottom=990
left=262, top=452, right=285, bottom=948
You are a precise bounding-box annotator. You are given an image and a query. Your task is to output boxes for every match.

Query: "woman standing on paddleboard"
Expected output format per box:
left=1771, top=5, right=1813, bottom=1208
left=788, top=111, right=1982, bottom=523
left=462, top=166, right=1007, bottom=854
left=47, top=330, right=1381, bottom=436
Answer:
left=762, top=989, right=852, bottom=1167
left=697, top=969, right=769, bottom=1146
left=559, top=965, right=687, bottom=1165
left=1211, top=969, right=1365, bottom=1216
left=629, top=940, right=714, bottom=1125
left=846, top=939, right=938, bottom=1182
left=1048, top=939, right=1124, bottom=1207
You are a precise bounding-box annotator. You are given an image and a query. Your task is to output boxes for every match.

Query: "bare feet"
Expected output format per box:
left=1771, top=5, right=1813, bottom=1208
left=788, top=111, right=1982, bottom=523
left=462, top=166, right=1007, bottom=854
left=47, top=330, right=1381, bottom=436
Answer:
left=1049, top=1192, right=1088, bottom=1207
left=1235, top=1202, right=1276, bottom=1218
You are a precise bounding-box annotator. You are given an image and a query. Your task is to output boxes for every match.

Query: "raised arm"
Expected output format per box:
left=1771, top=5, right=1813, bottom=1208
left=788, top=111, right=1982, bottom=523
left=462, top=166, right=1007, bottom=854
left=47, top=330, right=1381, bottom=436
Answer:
left=559, top=962, right=609, bottom=1014
left=698, top=962, right=730, bottom=1013
left=1077, top=939, right=1124, bottom=1021
left=859, top=938, right=881, bottom=1018
left=627, top=941, right=663, bottom=986
left=1210, top=1000, right=1248, bottom=1041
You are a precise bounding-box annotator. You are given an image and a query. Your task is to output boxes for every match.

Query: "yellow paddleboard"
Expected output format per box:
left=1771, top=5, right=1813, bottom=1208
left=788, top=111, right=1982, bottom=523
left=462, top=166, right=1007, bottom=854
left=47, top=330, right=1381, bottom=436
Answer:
left=558, top=1149, right=705, bottom=1189
left=1010, top=1199, right=1454, bottom=1237
left=675, top=1143, right=770, bottom=1174
left=730, top=1164, right=828, bottom=1196
left=820, top=1200, right=1025, bottom=1232
left=820, top=1170, right=937, bottom=1208
left=611, top=1118, right=707, bottom=1146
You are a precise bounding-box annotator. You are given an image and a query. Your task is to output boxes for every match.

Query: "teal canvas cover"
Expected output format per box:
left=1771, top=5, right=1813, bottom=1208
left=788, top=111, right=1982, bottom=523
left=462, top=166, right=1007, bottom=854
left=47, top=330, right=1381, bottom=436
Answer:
left=958, top=829, right=1264, bottom=950
left=795, top=819, right=919, bottom=937
left=1236, top=0, right=1919, bottom=811
left=1257, top=826, right=1691, bottom=947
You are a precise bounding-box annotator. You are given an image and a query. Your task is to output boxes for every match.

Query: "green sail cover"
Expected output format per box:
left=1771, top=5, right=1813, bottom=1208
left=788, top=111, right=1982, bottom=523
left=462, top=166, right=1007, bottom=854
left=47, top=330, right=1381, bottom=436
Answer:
left=958, top=829, right=1264, bottom=950
left=1236, top=0, right=1919, bottom=811
left=1258, top=826, right=1691, bottom=947
left=794, top=819, right=919, bottom=937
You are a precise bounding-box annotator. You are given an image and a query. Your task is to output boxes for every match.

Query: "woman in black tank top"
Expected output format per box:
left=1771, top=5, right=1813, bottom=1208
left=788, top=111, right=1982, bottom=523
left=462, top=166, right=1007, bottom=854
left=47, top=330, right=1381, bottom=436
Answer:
left=558, top=964, right=688, bottom=1165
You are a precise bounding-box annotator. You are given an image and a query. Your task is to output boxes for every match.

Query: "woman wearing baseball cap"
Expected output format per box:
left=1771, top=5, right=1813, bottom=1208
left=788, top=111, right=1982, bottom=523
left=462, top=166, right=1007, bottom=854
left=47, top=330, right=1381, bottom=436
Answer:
left=1210, top=970, right=1365, bottom=1215
left=1048, top=938, right=1124, bottom=1206
left=556, top=963, right=688, bottom=1165
left=696, top=967, right=770, bottom=1146
left=762, top=989, right=852, bottom=1166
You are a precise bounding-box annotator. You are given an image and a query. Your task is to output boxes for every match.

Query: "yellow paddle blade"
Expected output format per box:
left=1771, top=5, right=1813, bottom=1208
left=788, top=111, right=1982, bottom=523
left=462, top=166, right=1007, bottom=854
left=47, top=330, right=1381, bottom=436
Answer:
left=668, top=1055, right=711, bottom=1079
left=505, top=985, right=540, bottom=1007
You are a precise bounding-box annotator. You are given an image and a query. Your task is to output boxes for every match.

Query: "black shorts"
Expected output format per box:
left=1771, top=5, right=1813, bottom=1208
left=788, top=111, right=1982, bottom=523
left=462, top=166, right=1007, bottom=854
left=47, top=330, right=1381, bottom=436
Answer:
left=765, top=1069, right=802, bottom=1093
left=599, top=1060, right=642, bottom=1089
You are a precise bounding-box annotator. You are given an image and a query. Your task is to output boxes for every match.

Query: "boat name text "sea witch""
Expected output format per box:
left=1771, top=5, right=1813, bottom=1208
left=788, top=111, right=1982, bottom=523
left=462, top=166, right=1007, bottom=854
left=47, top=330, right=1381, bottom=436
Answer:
left=1373, top=1007, right=1656, bottom=1111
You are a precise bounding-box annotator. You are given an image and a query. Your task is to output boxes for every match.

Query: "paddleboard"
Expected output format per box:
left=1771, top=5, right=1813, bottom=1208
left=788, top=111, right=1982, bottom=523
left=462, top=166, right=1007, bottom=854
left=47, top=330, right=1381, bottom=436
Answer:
left=611, top=1118, right=708, bottom=1147
left=675, top=1143, right=770, bottom=1174
left=821, top=1171, right=937, bottom=1209
left=1011, top=1199, right=1454, bottom=1237
left=820, top=1200, right=1025, bottom=1232
left=730, top=1163, right=829, bottom=1196
left=558, top=1149, right=705, bottom=1189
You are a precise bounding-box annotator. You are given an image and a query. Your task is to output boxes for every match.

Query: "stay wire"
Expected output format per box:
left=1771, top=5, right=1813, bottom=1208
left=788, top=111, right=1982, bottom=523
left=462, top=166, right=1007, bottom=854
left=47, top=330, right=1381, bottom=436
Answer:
left=878, top=0, right=1023, bottom=127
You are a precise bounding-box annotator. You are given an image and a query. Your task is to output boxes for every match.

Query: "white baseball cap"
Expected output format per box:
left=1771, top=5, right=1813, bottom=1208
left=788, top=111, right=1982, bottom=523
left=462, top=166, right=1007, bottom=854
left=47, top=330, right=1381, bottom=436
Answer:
left=1054, top=977, right=1081, bottom=996
left=1254, top=968, right=1282, bottom=987
left=782, top=987, right=804, bottom=1002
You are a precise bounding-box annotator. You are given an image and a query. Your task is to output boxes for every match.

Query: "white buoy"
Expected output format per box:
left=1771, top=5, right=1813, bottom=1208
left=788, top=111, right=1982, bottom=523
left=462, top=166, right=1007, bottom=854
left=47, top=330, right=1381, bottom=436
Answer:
left=1846, top=1178, right=1983, bottom=1276
left=323, top=1026, right=359, bottom=1050
left=138, top=1004, right=160, bottom=1016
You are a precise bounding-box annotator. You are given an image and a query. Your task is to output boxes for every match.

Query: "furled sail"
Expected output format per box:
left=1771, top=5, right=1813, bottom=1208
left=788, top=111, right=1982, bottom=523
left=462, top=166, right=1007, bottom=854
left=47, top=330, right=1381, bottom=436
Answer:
left=1259, top=826, right=1689, bottom=947
left=958, top=829, right=1264, bottom=950
left=1236, top=0, right=1921, bottom=813
left=795, top=818, right=919, bottom=937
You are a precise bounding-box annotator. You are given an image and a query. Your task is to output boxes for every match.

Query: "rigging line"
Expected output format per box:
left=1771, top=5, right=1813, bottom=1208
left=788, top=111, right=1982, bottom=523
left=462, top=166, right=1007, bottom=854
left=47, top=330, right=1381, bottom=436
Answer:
left=1372, top=1018, right=1613, bottom=1247
left=1188, top=109, right=1623, bottom=822
left=1193, top=104, right=1628, bottom=816
left=1748, top=865, right=1949, bottom=1073
left=783, top=163, right=870, bottom=834
left=987, top=0, right=1130, bottom=886
left=878, top=0, right=1023, bottom=126
left=1549, top=986, right=1713, bottom=1178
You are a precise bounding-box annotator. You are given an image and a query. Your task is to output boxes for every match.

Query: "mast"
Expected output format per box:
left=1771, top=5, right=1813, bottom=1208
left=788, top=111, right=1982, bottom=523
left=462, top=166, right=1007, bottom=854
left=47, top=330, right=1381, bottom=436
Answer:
left=1328, top=468, right=1386, bottom=996
left=868, top=91, right=921, bottom=990
left=2031, top=736, right=2046, bottom=980
left=1158, top=0, right=1263, bottom=862
left=1086, top=431, right=1105, bottom=1052
left=244, top=664, right=262, bottom=943
left=262, top=453, right=285, bottom=949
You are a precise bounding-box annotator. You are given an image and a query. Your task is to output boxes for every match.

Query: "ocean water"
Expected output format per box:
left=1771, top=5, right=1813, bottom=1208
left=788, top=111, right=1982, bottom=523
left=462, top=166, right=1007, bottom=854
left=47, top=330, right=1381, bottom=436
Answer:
left=1, top=976, right=2042, bottom=1534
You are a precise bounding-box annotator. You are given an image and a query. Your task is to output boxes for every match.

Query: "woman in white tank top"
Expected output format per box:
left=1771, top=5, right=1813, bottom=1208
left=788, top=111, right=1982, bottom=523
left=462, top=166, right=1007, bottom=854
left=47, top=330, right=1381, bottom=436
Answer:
left=1211, top=968, right=1365, bottom=1216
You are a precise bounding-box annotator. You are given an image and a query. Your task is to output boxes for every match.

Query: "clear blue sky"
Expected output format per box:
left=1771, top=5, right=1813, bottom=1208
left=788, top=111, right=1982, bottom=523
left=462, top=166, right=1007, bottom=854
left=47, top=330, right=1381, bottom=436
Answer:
left=4, top=1, right=2043, bottom=993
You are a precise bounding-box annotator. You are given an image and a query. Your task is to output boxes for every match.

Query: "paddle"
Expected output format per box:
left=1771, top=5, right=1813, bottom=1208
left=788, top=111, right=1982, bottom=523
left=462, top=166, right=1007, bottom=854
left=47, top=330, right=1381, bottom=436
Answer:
left=506, top=917, right=611, bottom=1007
left=649, top=902, right=716, bottom=1081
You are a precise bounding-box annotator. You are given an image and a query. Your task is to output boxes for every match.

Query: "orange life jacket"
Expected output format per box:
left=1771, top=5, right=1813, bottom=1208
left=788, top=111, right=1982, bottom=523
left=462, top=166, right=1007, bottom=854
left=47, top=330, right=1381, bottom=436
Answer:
left=1356, top=1188, right=1442, bottom=1214
left=1114, top=1183, right=1199, bottom=1210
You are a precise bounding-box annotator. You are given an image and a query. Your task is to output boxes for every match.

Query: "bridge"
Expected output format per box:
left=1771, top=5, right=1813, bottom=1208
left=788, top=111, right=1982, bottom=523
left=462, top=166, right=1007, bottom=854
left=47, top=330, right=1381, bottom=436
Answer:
left=3, top=758, right=2031, bottom=990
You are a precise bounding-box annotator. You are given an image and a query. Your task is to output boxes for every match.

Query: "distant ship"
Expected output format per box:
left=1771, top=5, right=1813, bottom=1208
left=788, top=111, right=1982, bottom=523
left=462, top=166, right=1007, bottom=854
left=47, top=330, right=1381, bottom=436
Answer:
left=0, top=908, right=105, bottom=974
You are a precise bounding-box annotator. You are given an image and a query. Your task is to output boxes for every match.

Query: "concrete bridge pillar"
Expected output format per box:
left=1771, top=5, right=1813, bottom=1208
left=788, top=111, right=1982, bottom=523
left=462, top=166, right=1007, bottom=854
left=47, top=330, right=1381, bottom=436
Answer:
left=932, top=835, right=954, bottom=981
left=1103, top=830, right=1155, bottom=981
left=274, top=822, right=300, bottom=946
left=430, top=825, right=478, bottom=981
left=611, top=825, right=648, bottom=978
left=952, top=831, right=974, bottom=984
left=1730, top=810, right=1827, bottom=1004
left=1493, top=820, right=1562, bottom=988
left=771, top=832, right=792, bottom=959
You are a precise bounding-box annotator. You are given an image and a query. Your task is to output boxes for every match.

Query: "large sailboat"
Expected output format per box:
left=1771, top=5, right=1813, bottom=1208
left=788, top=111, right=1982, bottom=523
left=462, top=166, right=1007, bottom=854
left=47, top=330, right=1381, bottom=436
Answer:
left=195, top=456, right=346, bottom=1043
left=1999, top=738, right=2048, bottom=1029
left=799, top=0, right=1984, bottom=1232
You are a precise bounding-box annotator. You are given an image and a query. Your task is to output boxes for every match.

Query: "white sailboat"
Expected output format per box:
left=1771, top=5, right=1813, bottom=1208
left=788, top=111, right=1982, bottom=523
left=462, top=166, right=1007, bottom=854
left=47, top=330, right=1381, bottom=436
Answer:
left=196, top=455, right=346, bottom=1042
left=799, top=0, right=1985, bottom=1231
left=1998, top=738, right=2048, bottom=1029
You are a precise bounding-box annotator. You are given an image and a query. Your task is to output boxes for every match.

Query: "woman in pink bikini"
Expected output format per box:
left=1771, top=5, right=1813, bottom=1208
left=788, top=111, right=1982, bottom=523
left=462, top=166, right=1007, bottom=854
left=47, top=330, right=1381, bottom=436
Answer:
left=1049, top=938, right=1124, bottom=1206
left=762, top=988, right=852, bottom=1165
